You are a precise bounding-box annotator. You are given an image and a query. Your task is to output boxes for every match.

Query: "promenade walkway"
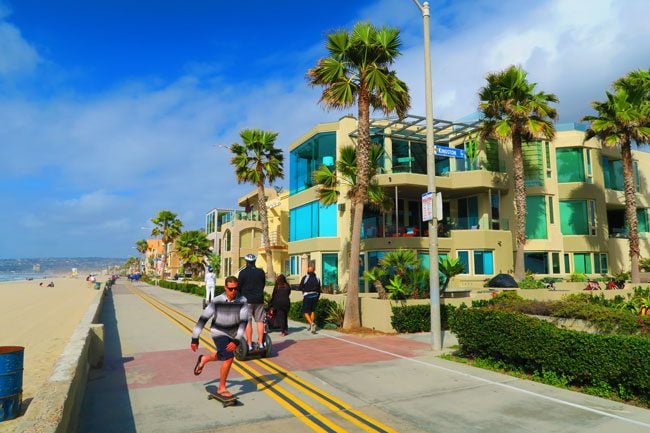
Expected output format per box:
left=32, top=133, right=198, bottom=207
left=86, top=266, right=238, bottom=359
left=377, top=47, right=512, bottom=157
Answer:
left=78, top=281, right=650, bottom=432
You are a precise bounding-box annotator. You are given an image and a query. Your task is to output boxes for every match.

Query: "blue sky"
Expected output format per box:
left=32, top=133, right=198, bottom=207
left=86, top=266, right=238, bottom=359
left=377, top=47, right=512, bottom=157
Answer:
left=0, top=0, right=648, bottom=258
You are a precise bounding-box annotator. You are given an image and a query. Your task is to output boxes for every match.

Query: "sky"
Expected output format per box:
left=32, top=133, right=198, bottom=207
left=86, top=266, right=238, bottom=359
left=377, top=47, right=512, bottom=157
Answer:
left=0, top=0, right=648, bottom=258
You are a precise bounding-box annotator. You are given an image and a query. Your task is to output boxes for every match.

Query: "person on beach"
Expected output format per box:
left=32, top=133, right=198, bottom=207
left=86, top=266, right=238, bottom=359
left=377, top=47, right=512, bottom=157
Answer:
left=191, top=275, right=248, bottom=398
left=299, top=263, right=321, bottom=334
left=269, top=274, right=291, bottom=336
left=237, top=254, right=266, bottom=351
left=204, top=266, right=216, bottom=308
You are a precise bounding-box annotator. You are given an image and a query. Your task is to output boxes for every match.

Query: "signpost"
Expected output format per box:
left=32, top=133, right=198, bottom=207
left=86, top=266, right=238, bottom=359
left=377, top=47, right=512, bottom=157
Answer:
left=422, top=192, right=433, bottom=222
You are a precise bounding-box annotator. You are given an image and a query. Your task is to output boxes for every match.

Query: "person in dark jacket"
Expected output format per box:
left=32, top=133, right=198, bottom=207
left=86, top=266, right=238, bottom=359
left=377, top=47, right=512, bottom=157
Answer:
left=299, top=263, right=321, bottom=334
left=269, top=274, right=291, bottom=336
left=238, top=254, right=267, bottom=351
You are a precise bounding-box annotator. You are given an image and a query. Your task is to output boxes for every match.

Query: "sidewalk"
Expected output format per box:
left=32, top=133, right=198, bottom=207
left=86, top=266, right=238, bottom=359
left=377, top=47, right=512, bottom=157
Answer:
left=78, top=281, right=650, bottom=433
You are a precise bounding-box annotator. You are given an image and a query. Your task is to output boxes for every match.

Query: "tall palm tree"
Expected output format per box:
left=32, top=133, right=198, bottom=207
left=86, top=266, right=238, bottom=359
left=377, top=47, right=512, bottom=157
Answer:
left=175, top=230, right=212, bottom=279
left=308, top=22, right=410, bottom=329
left=583, top=68, right=650, bottom=283
left=151, top=210, right=183, bottom=279
left=135, top=239, right=148, bottom=273
left=230, top=129, right=284, bottom=281
left=478, top=65, right=558, bottom=281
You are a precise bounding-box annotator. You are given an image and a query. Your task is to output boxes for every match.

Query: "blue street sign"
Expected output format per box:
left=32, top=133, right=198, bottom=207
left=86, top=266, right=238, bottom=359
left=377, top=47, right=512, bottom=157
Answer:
left=435, top=145, right=465, bottom=159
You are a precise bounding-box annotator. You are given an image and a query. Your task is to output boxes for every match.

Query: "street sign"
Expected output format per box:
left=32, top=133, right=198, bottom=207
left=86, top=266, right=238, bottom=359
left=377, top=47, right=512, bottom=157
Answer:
left=435, top=145, right=465, bottom=159
left=422, top=192, right=433, bottom=222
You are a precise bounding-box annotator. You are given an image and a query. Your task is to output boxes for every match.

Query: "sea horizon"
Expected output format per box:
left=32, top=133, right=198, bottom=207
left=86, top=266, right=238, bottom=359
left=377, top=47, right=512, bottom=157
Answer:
left=0, top=257, right=126, bottom=283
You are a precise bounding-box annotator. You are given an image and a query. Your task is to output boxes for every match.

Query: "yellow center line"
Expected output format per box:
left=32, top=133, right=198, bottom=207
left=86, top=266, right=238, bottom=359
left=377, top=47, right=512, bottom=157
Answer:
left=132, top=284, right=398, bottom=433
left=126, top=284, right=345, bottom=433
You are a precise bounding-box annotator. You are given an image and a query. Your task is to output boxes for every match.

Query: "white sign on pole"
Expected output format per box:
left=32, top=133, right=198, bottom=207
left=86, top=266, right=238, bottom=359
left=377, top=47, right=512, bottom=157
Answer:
left=422, top=192, right=433, bottom=222
left=437, top=192, right=443, bottom=220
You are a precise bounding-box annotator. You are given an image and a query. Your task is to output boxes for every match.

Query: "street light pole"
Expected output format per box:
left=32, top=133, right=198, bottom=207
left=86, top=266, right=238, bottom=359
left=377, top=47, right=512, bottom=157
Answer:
left=413, top=0, right=441, bottom=352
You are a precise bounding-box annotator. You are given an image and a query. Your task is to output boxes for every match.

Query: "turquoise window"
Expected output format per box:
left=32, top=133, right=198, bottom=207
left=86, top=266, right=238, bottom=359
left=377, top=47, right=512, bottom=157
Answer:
left=418, top=252, right=430, bottom=270
left=594, top=253, right=601, bottom=274
left=457, top=196, right=479, bottom=229
left=573, top=253, right=592, bottom=274
left=552, top=252, right=560, bottom=274
left=526, top=196, right=548, bottom=239
left=457, top=251, right=469, bottom=274
left=556, top=148, right=585, bottom=182
left=545, top=142, right=551, bottom=177
left=290, top=132, right=336, bottom=195
left=435, top=155, right=450, bottom=175
left=289, top=201, right=337, bottom=241
left=638, top=209, right=649, bottom=232
left=559, top=200, right=589, bottom=235
left=600, top=254, right=608, bottom=274
left=603, top=158, right=625, bottom=191
left=322, top=254, right=338, bottom=292
left=368, top=251, right=387, bottom=270
left=473, top=251, right=494, bottom=275
left=484, top=140, right=501, bottom=172
left=564, top=253, right=570, bottom=273
left=524, top=252, right=548, bottom=274
left=523, top=141, right=544, bottom=186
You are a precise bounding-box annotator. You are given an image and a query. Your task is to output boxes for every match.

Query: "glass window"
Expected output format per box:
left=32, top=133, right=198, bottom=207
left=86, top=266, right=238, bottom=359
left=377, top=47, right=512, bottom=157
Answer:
left=573, top=253, right=592, bottom=274
left=586, top=149, right=593, bottom=183
left=457, top=196, right=479, bottom=229
left=368, top=251, right=387, bottom=270
left=548, top=196, right=554, bottom=224
left=594, top=253, right=601, bottom=274
left=638, top=209, right=649, bottom=233
left=564, top=253, right=570, bottom=273
left=523, top=141, right=544, bottom=186
left=290, top=132, right=336, bottom=195
left=435, top=155, right=450, bottom=175
left=224, top=230, right=231, bottom=252
left=474, top=250, right=494, bottom=275
left=634, top=161, right=641, bottom=192
left=545, top=142, right=552, bottom=178
left=322, top=254, right=338, bottom=292
left=491, top=193, right=501, bottom=229
left=524, top=252, right=549, bottom=274
left=552, top=252, right=560, bottom=274
left=526, top=196, right=548, bottom=239
left=418, top=252, right=430, bottom=270
left=556, top=148, right=585, bottom=182
left=392, top=140, right=411, bottom=173
left=600, top=254, right=608, bottom=274
left=289, top=201, right=338, bottom=241
left=457, top=251, right=469, bottom=274
left=484, top=140, right=500, bottom=172
left=559, top=200, right=589, bottom=235
left=410, top=141, right=427, bottom=174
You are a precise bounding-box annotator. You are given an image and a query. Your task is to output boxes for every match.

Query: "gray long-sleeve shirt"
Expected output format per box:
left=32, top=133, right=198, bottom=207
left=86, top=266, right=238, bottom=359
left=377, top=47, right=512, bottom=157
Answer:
left=191, top=293, right=248, bottom=343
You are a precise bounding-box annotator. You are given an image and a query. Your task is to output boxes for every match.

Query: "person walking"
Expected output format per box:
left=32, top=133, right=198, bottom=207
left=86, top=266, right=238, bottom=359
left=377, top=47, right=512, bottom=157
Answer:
left=299, top=263, right=321, bottom=334
left=191, top=275, right=248, bottom=399
left=269, top=274, right=291, bottom=336
left=204, top=266, right=216, bottom=308
left=238, top=254, right=267, bottom=351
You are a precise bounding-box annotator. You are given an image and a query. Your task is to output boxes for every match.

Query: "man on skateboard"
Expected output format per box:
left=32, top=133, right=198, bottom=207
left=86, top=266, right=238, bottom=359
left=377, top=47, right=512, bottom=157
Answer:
left=191, top=275, right=248, bottom=399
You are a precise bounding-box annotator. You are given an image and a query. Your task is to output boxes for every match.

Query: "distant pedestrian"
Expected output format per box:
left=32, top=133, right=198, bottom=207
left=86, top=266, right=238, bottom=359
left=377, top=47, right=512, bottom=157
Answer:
left=204, top=266, right=216, bottom=308
left=47, top=281, right=55, bottom=288
left=299, top=263, right=321, bottom=334
left=191, top=276, right=248, bottom=399
left=238, top=254, right=267, bottom=351
left=269, top=274, right=291, bottom=336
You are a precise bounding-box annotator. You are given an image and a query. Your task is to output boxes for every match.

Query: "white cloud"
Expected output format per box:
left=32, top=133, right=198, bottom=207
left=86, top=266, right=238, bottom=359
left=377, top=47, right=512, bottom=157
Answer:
left=0, top=5, right=39, bottom=78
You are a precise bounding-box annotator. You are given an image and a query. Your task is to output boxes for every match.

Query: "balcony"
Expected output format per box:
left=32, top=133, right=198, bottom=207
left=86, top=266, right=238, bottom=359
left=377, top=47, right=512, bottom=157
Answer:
left=361, top=216, right=509, bottom=240
left=221, top=210, right=261, bottom=225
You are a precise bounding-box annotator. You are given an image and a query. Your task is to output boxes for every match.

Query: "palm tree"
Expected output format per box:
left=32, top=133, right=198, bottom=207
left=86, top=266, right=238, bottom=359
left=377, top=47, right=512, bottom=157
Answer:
left=175, top=230, right=212, bottom=279
left=308, top=22, right=410, bottom=329
left=478, top=65, right=559, bottom=281
left=151, top=210, right=183, bottom=279
left=135, top=239, right=148, bottom=273
left=230, top=129, right=284, bottom=281
left=583, top=68, right=650, bottom=283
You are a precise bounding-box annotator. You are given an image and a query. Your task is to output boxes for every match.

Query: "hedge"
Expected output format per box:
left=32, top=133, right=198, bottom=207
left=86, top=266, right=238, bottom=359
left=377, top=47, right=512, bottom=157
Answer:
left=390, top=304, right=457, bottom=333
left=288, top=298, right=339, bottom=328
left=156, top=279, right=225, bottom=298
left=449, top=308, right=650, bottom=399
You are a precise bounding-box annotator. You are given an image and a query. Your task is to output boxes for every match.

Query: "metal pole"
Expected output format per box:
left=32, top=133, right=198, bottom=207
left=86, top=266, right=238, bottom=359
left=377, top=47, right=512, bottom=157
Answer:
left=413, top=0, right=442, bottom=352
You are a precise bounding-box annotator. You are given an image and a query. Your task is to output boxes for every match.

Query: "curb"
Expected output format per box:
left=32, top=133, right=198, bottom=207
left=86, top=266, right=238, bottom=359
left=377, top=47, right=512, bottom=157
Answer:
left=14, top=287, right=107, bottom=433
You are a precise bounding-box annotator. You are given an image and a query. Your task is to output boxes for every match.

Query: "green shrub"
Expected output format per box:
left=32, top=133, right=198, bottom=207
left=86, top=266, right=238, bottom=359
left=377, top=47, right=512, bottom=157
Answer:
left=288, top=298, right=338, bottom=328
left=569, top=272, right=587, bottom=282
left=449, top=308, right=650, bottom=400
left=390, top=304, right=458, bottom=333
left=519, top=273, right=545, bottom=290
left=154, top=279, right=224, bottom=298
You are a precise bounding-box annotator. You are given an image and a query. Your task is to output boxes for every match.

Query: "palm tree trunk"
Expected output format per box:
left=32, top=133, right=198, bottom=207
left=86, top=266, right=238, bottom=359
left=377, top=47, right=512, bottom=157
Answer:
left=343, top=86, right=371, bottom=330
left=621, top=141, right=640, bottom=283
left=512, top=135, right=527, bottom=281
left=257, top=182, right=275, bottom=281
left=373, top=280, right=387, bottom=300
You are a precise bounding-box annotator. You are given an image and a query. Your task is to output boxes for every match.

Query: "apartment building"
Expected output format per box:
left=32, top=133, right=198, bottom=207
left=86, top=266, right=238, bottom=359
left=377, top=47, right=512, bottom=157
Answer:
left=287, top=115, right=650, bottom=292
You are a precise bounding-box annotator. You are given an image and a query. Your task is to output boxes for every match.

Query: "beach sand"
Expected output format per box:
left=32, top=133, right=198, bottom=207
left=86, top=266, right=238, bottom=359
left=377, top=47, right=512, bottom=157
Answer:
left=0, top=277, right=101, bottom=431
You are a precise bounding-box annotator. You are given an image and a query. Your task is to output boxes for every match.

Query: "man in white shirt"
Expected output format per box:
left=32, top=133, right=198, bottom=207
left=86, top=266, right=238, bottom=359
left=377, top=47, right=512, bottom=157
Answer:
left=204, top=266, right=216, bottom=308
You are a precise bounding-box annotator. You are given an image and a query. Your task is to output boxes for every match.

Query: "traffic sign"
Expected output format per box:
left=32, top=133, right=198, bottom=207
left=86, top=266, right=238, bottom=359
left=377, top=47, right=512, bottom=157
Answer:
left=435, top=145, right=465, bottom=159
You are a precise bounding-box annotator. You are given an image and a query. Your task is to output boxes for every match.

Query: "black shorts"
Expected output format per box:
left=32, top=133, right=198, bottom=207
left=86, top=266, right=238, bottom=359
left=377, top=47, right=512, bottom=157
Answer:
left=212, top=335, right=235, bottom=361
left=301, top=293, right=320, bottom=314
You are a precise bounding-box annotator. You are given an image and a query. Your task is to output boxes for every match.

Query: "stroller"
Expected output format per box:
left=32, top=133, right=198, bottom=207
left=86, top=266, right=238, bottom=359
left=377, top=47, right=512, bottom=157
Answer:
left=264, top=306, right=283, bottom=333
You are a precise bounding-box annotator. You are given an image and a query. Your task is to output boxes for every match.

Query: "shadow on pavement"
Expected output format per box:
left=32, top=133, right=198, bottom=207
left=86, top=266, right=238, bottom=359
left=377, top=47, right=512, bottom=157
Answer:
left=78, top=285, right=136, bottom=433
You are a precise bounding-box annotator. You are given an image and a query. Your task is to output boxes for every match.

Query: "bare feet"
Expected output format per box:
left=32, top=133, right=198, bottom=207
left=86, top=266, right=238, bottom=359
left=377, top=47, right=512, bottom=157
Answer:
left=217, top=390, right=234, bottom=398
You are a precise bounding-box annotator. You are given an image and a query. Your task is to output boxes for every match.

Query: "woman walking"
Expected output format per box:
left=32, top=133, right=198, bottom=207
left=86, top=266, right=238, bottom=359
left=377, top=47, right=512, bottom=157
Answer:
left=269, top=274, right=291, bottom=336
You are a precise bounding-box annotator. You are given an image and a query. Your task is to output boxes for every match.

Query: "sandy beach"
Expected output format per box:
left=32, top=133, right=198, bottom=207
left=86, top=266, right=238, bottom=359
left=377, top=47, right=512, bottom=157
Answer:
left=0, top=277, right=101, bottom=431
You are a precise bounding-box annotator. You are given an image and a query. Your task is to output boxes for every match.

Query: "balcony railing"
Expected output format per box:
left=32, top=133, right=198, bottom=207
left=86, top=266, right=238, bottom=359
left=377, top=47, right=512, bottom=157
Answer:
left=221, top=210, right=261, bottom=225
left=361, top=216, right=509, bottom=239
left=609, top=229, right=648, bottom=239
left=378, top=156, right=505, bottom=176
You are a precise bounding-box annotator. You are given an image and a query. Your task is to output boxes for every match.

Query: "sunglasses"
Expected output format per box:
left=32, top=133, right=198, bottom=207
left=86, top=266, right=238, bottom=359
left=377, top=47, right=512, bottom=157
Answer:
left=225, top=286, right=238, bottom=291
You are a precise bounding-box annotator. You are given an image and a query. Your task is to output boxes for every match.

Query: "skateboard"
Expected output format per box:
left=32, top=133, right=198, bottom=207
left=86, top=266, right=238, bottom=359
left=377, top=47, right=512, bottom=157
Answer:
left=206, top=386, right=240, bottom=408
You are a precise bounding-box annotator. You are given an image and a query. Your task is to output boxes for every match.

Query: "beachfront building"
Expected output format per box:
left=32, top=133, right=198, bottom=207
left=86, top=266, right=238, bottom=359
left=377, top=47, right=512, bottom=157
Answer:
left=286, top=115, right=650, bottom=292
left=209, top=188, right=289, bottom=279
left=143, top=239, right=164, bottom=276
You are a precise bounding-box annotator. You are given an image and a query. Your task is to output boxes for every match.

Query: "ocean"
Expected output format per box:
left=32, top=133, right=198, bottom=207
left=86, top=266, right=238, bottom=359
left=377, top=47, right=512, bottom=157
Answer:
left=0, top=258, right=126, bottom=283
